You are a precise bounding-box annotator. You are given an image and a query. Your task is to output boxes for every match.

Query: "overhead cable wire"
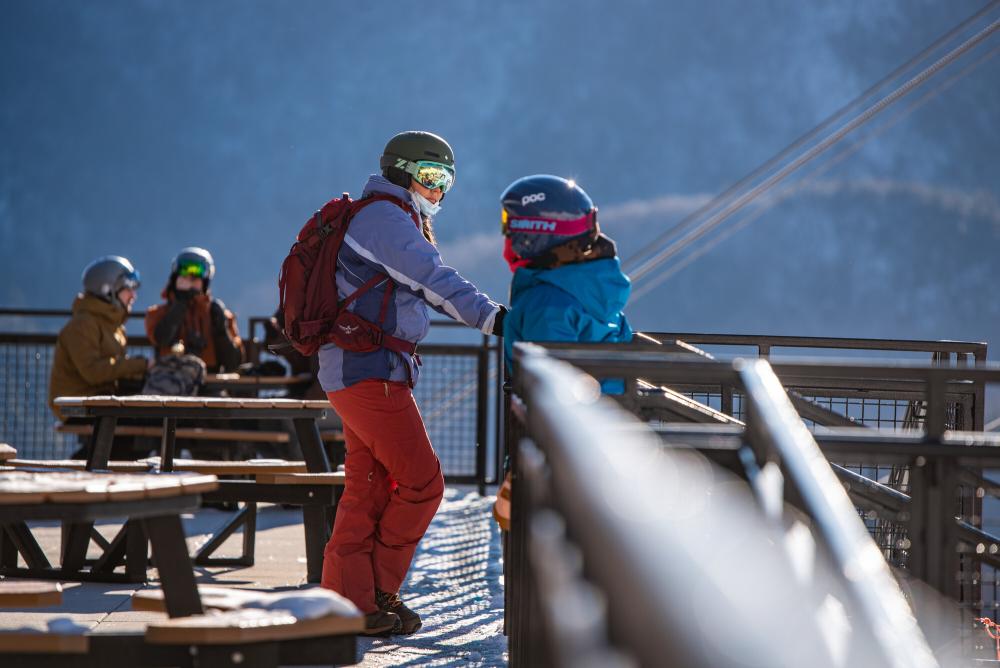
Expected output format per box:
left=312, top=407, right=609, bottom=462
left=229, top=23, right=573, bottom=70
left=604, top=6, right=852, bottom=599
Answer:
left=625, top=4, right=1000, bottom=286
left=628, top=43, right=1000, bottom=303
left=624, top=0, right=1000, bottom=275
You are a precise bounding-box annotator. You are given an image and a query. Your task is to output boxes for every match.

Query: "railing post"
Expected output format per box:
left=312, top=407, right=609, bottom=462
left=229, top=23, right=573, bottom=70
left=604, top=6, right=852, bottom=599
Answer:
left=925, top=373, right=946, bottom=440
left=495, top=339, right=507, bottom=486
left=908, top=455, right=960, bottom=600
left=721, top=382, right=735, bottom=417
left=476, top=336, right=489, bottom=495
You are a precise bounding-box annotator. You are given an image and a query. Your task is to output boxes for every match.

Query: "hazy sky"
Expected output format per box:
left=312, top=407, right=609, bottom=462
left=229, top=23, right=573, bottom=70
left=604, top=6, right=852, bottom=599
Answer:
left=2, top=0, right=998, bottom=350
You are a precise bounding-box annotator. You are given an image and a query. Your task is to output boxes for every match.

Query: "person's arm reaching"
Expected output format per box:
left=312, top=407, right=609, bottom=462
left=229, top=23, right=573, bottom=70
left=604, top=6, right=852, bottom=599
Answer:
left=344, top=202, right=503, bottom=334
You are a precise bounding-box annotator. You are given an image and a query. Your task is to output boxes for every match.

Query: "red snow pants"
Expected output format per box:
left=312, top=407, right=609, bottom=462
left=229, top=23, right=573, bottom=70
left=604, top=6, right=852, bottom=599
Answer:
left=321, top=380, right=445, bottom=613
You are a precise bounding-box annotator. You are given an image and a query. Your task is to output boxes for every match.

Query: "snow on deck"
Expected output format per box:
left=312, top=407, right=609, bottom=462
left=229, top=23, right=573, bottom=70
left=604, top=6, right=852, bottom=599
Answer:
left=355, top=486, right=507, bottom=666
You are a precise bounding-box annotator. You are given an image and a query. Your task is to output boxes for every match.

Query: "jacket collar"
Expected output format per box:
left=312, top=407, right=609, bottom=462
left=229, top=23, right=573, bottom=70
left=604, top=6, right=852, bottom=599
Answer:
left=72, top=293, right=128, bottom=326
left=362, top=175, right=421, bottom=216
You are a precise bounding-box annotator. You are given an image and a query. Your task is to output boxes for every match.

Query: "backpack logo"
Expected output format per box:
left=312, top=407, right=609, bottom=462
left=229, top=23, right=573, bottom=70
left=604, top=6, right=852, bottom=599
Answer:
left=521, top=192, right=546, bottom=206
left=339, top=323, right=360, bottom=335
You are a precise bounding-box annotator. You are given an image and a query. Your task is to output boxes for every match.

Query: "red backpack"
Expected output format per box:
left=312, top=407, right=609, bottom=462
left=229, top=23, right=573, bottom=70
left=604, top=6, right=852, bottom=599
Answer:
left=278, top=192, right=421, bottom=357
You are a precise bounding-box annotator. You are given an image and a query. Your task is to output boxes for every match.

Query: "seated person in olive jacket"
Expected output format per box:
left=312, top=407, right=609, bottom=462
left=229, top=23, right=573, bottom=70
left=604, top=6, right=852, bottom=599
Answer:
left=48, top=256, right=149, bottom=421
left=144, top=247, right=244, bottom=373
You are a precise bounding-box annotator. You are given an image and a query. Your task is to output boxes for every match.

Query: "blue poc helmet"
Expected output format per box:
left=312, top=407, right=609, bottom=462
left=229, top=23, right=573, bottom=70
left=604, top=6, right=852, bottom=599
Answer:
left=500, top=175, right=598, bottom=261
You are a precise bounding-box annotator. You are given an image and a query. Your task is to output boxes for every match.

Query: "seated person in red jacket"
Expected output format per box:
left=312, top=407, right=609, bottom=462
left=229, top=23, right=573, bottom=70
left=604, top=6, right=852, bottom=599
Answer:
left=144, top=247, right=244, bottom=373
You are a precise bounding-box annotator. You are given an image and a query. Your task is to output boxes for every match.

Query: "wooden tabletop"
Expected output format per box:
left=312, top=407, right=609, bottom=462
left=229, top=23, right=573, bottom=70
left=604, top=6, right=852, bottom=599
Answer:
left=0, top=470, right=218, bottom=505
left=0, top=444, right=15, bottom=462
left=54, top=395, right=330, bottom=410
left=203, top=372, right=314, bottom=387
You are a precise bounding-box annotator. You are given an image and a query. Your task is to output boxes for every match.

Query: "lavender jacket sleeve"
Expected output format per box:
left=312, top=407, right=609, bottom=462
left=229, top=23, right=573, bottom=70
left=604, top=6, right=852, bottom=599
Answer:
left=343, top=201, right=502, bottom=334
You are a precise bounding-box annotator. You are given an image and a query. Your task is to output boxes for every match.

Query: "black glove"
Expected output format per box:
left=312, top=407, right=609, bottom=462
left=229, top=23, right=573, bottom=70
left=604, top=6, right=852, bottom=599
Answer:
left=491, top=306, right=508, bottom=337
left=174, top=288, right=198, bottom=303
left=186, top=331, right=207, bottom=355
left=209, top=299, right=228, bottom=334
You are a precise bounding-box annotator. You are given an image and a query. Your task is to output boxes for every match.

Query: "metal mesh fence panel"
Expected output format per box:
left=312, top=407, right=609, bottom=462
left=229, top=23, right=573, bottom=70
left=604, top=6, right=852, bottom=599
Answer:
left=0, top=340, right=75, bottom=459
left=413, top=353, right=481, bottom=479
left=0, top=339, right=156, bottom=459
left=675, top=386, right=990, bottom=622
left=2, top=335, right=493, bottom=481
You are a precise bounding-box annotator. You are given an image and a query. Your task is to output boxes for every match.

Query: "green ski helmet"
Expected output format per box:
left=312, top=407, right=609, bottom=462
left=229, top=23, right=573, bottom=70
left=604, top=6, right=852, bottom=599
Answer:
left=380, top=131, right=456, bottom=193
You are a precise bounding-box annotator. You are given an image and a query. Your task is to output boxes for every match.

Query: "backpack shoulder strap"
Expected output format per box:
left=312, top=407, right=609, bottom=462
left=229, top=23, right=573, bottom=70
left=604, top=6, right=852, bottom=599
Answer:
left=337, top=192, right=422, bottom=306
left=352, top=192, right=421, bottom=229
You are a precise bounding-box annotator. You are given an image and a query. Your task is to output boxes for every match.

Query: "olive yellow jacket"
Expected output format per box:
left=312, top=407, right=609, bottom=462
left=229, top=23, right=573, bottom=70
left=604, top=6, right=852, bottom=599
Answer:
left=48, top=294, right=147, bottom=420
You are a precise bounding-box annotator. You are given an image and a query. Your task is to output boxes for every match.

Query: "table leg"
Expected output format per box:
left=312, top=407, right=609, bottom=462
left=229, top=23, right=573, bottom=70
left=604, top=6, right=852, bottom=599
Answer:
left=72, top=417, right=117, bottom=570
left=294, top=417, right=332, bottom=583
left=143, top=513, right=203, bottom=618
left=293, top=418, right=331, bottom=473
left=3, top=522, right=50, bottom=570
left=0, top=526, right=16, bottom=568
left=87, top=415, right=118, bottom=470
left=126, top=519, right=149, bottom=582
left=159, top=417, right=177, bottom=471
left=302, top=505, right=329, bottom=584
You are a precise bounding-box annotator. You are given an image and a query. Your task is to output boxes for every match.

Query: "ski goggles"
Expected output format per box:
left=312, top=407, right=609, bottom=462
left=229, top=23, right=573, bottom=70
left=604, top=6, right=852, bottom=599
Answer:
left=176, top=259, right=209, bottom=278
left=501, top=209, right=596, bottom=236
left=402, top=160, right=455, bottom=193
left=118, top=270, right=141, bottom=291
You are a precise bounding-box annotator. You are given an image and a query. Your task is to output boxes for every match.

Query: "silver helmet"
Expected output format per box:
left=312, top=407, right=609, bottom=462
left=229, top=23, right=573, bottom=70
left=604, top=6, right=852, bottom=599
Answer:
left=170, top=247, right=215, bottom=281
left=81, top=256, right=141, bottom=307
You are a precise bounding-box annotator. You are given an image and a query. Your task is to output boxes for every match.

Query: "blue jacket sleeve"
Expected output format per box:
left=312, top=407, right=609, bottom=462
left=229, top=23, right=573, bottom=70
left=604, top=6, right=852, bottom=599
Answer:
left=343, top=202, right=502, bottom=334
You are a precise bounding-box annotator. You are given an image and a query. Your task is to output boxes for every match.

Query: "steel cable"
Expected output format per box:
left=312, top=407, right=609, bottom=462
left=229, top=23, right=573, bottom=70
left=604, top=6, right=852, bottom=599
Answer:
left=628, top=42, right=1000, bottom=302
left=625, top=5, right=1000, bottom=289
left=624, top=0, right=1000, bottom=276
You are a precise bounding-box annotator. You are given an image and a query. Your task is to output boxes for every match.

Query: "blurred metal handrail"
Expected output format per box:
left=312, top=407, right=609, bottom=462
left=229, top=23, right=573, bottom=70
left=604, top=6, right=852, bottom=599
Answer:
left=642, top=331, right=988, bottom=361
left=737, top=358, right=937, bottom=668
left=509, top=342, right=938, bottom=667
left=539, top=346, right=1000, bottom=435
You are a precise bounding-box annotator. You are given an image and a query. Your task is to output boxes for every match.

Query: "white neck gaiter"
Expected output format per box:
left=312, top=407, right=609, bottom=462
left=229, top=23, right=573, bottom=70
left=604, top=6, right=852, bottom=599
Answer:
left=411, top=190, right=442, bottom=218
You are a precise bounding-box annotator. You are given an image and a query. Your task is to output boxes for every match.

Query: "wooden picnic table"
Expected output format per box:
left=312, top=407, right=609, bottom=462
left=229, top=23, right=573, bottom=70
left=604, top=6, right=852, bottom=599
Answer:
left=202, top=372, right=313, bottom=391
left=0, top=470, right=216, bottom=616
left=53, top=395, right=335, bottom=582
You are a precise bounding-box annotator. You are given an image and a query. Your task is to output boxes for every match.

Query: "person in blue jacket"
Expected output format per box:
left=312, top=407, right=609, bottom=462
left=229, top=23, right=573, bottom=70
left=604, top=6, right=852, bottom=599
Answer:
left=500, top=174, right=633, bottom=371
left=493, top=174, right=633, bottom=531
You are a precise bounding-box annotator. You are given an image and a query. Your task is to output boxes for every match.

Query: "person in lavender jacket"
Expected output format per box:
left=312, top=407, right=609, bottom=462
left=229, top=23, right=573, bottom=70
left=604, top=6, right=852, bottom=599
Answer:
left=318, top=131, right=506, bottom=636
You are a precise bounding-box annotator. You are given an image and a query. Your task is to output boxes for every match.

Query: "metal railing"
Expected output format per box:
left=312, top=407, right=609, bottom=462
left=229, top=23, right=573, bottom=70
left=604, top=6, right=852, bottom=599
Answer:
left=511, top=343, right=1000, bottom=662
left=506, top=343, right=939, bottom=667
left=1, top=309, right=501, bottom=490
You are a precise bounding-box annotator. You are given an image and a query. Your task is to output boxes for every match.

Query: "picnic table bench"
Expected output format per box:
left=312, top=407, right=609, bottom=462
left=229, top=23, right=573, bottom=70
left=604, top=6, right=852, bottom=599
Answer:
left=0, top=471, right=359, bottom=667
left=0, top=580, right=62, bottom=607
left=55, top=422, right=344, bottom=446
left=0, top=469, right=216, bottom=588
left=53, top=396, right=340, bottom=582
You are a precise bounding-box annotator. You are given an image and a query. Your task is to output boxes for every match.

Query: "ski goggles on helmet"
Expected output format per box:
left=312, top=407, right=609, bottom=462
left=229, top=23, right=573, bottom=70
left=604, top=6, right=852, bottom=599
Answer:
left=176, top=259, right=209, bottom=278
left=402, top=160, right=455, bottom=193
left=501, top=208, right=596, bottom=236
left=117, top=270, right=141, bottom=291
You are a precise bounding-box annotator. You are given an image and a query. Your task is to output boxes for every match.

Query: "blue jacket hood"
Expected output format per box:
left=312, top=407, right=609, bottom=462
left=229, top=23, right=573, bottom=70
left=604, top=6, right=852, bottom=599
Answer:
left=510, top=258, right=631, bottom=322
left=504, top=257, right=633, bottom=372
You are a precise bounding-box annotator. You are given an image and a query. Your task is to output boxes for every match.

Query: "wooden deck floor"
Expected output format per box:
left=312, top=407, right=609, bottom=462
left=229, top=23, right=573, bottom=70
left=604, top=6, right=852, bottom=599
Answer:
left=0, top=485, right=507, bottom=666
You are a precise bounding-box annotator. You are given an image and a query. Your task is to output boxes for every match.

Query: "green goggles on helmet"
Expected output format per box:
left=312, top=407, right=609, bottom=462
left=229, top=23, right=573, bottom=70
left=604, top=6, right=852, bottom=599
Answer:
left=176, top=259, right=209, bottom=278
left=401, top=160, right=455, bottom=193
